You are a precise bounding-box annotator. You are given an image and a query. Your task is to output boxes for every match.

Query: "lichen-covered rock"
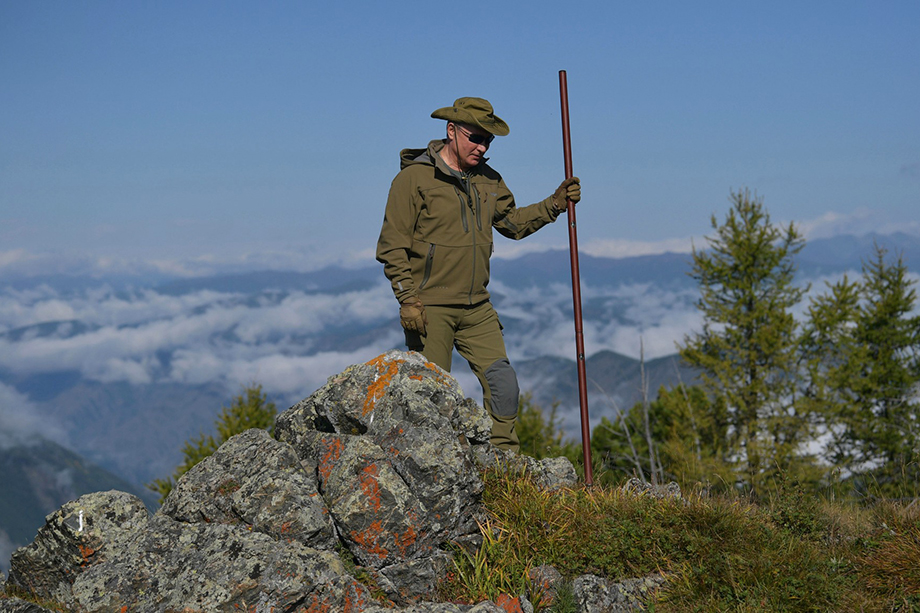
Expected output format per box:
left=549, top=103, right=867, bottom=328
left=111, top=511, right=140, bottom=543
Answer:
left=0, top=596, right=59, bottom=612
left=472, top=445, right=579, bottom=491
left=276, top=350, right=490, bottom=594
left=159, top=428, right=337, bottom=551
left=276, top=350, right=492, bottom=445
left=620, top=478, right=682, bottom=501
left=362, top=604, right=469, bottom=613
left=70, top=514, right=369, bottom=612
left=572, top=573, right=665, bottom=612
left=375, top=550, right=454, bottom=603
left=7, top=490, right=149, bottom=607
left=314, top=433, right=435, bottom=569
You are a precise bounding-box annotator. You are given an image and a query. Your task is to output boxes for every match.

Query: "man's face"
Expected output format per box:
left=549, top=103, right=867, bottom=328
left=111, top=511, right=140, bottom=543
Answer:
left=449, top=123, right=492, bottom=170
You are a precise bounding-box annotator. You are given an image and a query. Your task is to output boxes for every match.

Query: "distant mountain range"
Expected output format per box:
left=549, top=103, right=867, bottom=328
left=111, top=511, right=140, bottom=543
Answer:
left=1, top=231, right=918, bottom=570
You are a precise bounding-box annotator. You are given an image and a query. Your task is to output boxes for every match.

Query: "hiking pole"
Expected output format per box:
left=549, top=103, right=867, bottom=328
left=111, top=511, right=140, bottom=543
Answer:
left=559, top=70, right=594, bottom=486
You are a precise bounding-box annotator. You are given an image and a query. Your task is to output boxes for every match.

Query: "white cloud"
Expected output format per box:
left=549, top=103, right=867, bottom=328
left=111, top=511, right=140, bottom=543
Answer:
left=0, top=249, right=36, bottom=269
left=491, top=280, right=701, bottom=362
left=581, top=237, right=697, bottom=258
left=0, top=382, right=66, bottom=449
left=797, top=210, right=920, bottom=240
left=492, top=236, right=700, bottom=260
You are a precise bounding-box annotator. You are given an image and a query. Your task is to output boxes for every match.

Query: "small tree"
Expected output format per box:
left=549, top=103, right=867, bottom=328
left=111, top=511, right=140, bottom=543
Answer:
left=680, top=190, right=814, bottom=494
left=148, top=383, right=277, bottom=504
left=818, top=247, right=920, bottom=497
left=516, top=393, right=581, bottom=464
left=799, top=274, right=863, bottom=486
left=591, top=385, right=733, bottom=492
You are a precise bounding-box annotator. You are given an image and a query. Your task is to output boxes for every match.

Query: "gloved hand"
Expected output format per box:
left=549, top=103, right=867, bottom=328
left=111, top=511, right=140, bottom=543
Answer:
left=399, top=298, right=427, bottom=335
left=552, top=176, right=581, bottom=213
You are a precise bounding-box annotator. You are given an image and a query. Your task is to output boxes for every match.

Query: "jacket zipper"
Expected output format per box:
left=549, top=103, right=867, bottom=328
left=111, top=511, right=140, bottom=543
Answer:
left=420, top=243, right=436, bottom=289
left=455, top=187, right=469, bottom=233
left=456, top=176, right=479, bottom=304
left=467, top=190, right=477, bottom=304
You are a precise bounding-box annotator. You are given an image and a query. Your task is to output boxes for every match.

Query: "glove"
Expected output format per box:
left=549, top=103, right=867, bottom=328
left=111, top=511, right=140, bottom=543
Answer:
left=552, top=176, right=581, bottom=213
left=399, top=298, right=427, bottom=335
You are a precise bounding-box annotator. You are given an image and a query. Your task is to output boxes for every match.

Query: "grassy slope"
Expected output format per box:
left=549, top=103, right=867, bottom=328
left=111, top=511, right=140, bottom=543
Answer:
left=440, top=468, right=920, bottom=613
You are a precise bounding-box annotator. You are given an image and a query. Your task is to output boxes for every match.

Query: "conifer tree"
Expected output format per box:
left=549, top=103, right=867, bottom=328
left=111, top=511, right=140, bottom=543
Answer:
left=829, top=247, right=920, bottom=497
left=680, top=190, right=813, bottom=493
left=148, top=383, right=277, bottom=504
left=799, top=274, right=863, bottom=480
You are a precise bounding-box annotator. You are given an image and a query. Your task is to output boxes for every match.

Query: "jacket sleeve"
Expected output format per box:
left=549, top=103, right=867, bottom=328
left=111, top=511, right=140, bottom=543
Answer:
left=376, top=171, right=419, bottom=303
left=491, top=178, right=562, bottom=240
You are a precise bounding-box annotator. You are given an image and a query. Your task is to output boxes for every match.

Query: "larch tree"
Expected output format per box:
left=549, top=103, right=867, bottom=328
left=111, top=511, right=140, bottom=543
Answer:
left=680, top=190, right=813, bottom=493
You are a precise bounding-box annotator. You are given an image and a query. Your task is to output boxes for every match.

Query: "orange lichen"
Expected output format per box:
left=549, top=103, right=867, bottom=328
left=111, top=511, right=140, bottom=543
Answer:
left=77, top=544, right=96, bottom=567
left=342, top=581, right=370, bottom=613
left=395, top=524, right=417, bottom=556
left=318, top=437, right=345, bottom=482
left=300, top=595, right=333, bottom=613
left=350, top=521, right=390, bottom=560
left=359, top=464, right=382, bottom=512
left=363, top=355, right=404, bottom=415
left=496, top=594, right=525, bottom=613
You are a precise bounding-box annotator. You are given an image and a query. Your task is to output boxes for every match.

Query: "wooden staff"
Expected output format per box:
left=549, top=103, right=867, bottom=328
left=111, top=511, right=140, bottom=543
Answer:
left=559, top=70, right=594, bottom=485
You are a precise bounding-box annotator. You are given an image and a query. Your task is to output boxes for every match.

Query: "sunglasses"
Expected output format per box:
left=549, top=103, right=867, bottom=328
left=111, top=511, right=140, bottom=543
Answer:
left=454, top=124, right=494, bottom=146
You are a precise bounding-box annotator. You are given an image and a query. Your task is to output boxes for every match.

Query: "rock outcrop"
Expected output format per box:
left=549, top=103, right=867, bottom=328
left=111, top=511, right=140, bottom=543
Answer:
left=5, top=350, right=581, bottom=612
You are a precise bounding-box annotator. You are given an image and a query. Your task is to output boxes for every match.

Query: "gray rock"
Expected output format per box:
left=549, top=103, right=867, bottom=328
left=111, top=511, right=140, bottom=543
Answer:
left=467, top=601, right=509, bottom=612
left=376, top=550, right=453, bottom=603
left=620, top=478, right=682, bottom=501
left=573, top=573, right=665, bottom=612
left=315, top=433, right=436, bottom=569
left=276, top=350, right=492, bottom=446
left=473, top=445, right=579, bottom=491
left=70, top=514, right=369, bottom=612
left=529, top=564, right=564, bottom=607
left=0, top=597, right=59, bottom=612
left=362, top=604, right=469, bottom=613
left=275, top=350, right=491, bottom=597
left=6, top=490, right=149, bottom=608
left=160, top=428, right=337, bottom=551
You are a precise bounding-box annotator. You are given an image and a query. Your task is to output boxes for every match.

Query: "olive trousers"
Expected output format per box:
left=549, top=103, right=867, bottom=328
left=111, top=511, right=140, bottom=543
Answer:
left=405, top=301, right=520, bottom=452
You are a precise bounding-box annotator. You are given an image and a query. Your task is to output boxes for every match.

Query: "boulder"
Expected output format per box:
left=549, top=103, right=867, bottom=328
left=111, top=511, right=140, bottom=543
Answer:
left=572, top=573, right=665, bottom=612
left=0, top=596, right=59, bottom=612
left=472, top=445, right=578, bottom=491
left=70, top=515, right=370, bottom=612
left=159, top=428, right=337, bottom=551
left=275, top=350, right=491, bottom=592
left=6, top=490, right=149, bottom=608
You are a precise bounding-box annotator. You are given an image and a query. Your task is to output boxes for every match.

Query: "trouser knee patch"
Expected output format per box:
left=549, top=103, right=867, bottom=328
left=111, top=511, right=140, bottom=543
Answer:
left=484, top=358, right=520, bottom=418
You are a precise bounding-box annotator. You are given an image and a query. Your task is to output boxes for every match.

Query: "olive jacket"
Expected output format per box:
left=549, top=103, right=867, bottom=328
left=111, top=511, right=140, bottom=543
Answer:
left=376, top=139, right=562, bottom=306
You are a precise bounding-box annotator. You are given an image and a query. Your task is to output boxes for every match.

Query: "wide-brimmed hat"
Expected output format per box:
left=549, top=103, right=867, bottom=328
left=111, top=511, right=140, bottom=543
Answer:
left=431, top=97, right=509, bottom=136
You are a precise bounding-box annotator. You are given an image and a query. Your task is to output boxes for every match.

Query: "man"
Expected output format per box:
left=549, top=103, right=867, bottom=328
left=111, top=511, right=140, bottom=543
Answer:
left=376, top=97, right=580, bottom=452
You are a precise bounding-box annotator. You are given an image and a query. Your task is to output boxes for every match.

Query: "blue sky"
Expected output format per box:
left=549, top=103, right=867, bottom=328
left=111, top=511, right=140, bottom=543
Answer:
left=2, top=1, right=918, bottom=277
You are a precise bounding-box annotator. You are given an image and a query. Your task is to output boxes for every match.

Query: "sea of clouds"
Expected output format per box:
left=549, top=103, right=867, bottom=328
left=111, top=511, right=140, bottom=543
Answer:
left=3, top=216, right=919, bottom=450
